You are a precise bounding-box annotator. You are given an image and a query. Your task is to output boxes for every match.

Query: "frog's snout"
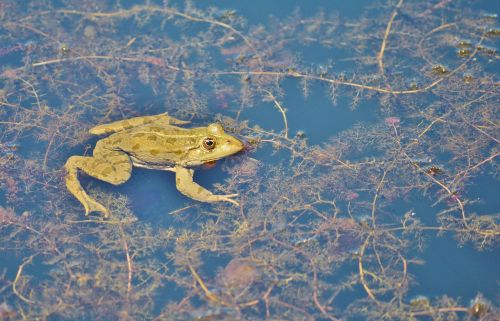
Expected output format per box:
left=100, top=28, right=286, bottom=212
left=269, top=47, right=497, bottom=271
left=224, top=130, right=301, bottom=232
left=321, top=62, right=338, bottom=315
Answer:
left=225, top=137, right=245, bottom=155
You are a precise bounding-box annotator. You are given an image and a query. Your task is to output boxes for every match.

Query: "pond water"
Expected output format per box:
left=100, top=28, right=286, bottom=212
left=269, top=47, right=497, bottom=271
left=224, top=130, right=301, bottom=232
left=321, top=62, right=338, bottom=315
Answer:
left=0, top=0, right=498, bottom=320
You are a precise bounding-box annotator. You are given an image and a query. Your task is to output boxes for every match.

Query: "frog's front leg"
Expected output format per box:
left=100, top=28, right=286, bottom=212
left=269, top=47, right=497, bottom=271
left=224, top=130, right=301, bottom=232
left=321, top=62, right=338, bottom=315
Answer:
left=174, top=165, right=239, bottom=206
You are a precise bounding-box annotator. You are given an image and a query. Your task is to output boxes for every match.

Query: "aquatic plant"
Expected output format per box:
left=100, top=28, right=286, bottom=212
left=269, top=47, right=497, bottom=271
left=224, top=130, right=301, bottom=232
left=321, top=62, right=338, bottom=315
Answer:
left=0, top=0, right=498, bottom=320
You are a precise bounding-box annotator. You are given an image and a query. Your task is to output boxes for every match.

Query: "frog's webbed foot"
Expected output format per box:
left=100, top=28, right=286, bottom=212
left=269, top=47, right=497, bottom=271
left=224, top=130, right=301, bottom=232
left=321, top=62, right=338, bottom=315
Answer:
left=174, top=165, right=240, bottom=206
left=214, top=193, right=240, bottom=206
left=83, top=198, right=110, bottom=218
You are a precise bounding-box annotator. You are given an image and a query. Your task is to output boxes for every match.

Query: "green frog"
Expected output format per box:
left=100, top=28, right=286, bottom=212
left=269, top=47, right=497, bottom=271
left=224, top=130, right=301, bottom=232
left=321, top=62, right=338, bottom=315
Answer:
left=64, top=113, right=244, bottom=217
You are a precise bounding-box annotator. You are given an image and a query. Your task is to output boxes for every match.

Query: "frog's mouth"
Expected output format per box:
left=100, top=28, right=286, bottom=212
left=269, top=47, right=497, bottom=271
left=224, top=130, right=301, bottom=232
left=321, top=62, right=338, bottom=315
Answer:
left=184, top=154, right=230, bottom=167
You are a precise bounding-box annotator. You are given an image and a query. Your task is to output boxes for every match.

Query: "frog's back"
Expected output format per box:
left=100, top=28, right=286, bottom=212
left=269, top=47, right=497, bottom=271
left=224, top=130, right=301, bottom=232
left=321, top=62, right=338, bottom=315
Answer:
left=105, top=124, right=203, bottom=165
left=89, top=113, right=190, bottom=135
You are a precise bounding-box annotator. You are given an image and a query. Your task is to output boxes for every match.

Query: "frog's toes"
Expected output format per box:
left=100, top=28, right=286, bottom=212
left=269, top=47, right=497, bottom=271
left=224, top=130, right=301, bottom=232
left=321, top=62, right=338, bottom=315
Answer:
left=84, top=199, right=110, bottom=218
left=221, top=194, right=239, bottom=206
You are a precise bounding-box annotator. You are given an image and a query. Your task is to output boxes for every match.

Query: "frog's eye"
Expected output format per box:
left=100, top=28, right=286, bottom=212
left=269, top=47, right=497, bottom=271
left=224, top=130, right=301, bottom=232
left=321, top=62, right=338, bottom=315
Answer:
left=202, top=137, right=216, bottom=151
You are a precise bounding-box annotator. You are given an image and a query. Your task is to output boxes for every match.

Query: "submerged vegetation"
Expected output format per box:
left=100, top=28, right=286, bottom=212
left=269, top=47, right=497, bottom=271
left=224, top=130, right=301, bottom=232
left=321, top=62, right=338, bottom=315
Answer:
left=0, top=0, right=499, bottom=320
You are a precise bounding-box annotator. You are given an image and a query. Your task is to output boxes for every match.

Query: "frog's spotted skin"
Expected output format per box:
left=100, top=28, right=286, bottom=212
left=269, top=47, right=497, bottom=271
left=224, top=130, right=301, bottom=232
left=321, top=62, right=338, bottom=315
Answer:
left=64, top=113, right=244, bottom=217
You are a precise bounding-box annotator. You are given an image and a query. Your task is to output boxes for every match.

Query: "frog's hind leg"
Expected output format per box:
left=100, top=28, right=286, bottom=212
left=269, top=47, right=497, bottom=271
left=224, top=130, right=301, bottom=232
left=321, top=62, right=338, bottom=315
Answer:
left=64, top=144, right=132, bottom=217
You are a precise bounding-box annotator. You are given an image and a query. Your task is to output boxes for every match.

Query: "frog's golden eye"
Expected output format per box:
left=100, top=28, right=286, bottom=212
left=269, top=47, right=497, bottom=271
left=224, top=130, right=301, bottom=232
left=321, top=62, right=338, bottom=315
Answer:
left=202, top=137, right=216, bottom=151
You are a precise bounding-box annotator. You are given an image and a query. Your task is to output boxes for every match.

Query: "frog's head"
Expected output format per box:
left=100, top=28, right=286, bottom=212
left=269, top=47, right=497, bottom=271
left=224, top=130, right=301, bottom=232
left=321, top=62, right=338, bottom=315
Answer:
left=185, top=123, right=244, bottom=166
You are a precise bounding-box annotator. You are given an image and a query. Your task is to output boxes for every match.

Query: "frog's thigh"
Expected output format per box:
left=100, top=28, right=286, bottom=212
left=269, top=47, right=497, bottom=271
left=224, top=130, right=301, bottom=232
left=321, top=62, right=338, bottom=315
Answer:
left=81, top=145, right=132, bottom=185
left=174, top=165, right=239, bottom=205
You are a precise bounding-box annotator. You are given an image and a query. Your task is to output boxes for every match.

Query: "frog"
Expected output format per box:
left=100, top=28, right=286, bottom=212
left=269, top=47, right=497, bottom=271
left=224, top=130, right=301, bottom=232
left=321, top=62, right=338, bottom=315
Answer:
left=64, top=113, right=244, bottom=217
